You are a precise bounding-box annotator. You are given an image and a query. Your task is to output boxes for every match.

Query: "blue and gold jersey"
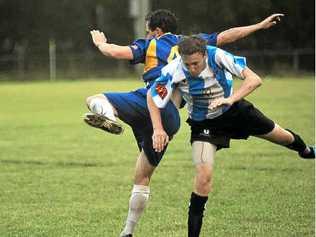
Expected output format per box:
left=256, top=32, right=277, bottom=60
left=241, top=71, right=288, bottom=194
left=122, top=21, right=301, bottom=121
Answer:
left=129, top=33, right=217, bottom=87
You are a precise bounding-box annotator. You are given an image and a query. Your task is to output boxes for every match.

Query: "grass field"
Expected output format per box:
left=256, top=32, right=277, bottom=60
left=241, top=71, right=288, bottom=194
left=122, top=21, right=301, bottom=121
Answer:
left=0, top=76, right=314, bottom=237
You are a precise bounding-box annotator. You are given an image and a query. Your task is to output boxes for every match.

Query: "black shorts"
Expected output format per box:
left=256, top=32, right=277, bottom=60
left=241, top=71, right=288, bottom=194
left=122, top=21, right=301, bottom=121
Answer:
left=187, top=99, right=275, bottom=149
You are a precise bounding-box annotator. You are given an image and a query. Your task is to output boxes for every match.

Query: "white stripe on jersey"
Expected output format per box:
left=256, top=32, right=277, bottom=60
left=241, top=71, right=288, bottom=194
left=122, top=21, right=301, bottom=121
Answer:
left=215, top=48, right=246, bottom=78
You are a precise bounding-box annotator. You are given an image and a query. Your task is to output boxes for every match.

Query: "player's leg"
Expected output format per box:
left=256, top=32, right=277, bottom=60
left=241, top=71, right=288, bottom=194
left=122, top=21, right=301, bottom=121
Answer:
left=84, top=88, right=180, bottom=236
left=120, top=119, right=173, bottom=237
left=186, top=116, right=232, bottom=237
left=86, top=88, right=151, bottom=136
left=120, top=150, right=155, bottom=237
left=84, top=93, right=123, bottom=134
left=256, top=124, right=315, bottom=159
left=188, top=141, right=217, bottom=237
left=120, top=112, right=178, bottom=236
left=86, top=94, right=118, bottom=119
left=235, top=99, right=314, bottom=159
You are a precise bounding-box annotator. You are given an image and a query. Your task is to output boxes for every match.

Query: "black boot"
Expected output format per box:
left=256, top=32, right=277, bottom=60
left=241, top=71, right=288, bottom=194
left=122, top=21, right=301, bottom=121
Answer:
left=299, top=146, right=315, bottom=159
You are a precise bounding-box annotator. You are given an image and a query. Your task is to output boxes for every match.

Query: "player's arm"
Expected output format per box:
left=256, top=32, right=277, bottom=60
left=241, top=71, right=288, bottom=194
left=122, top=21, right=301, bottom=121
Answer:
left=211, top=67, right=262, bottom=109
left=147, top=91, right=169, bottom=152
left=216, top=13, right=284, bottom=46
left=90, top=30, right=133, bottom=60
left=231, top=67, right=262, bottom=101
left=147, top=61, right=177, bottom=152
left=210, top=49, right=262, bottom=109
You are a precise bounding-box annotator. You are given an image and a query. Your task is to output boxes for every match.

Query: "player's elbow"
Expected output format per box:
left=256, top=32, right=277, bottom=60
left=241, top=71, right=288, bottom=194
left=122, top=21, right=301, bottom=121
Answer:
left=243, top=67, right=262, bottom=89
left=254, top=75, right=262, bottom=88
left=216, top=33, right=231, bottom=46
left=106, top=49, right=120, bottom=58
left=248, top=75, right=262, bottom=91
left=217, top=29, right=242, bottom=46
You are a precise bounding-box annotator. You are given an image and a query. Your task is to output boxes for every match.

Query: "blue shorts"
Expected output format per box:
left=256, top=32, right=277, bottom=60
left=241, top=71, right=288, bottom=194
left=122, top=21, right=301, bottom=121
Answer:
left=105, top=88, right=180, bottom=166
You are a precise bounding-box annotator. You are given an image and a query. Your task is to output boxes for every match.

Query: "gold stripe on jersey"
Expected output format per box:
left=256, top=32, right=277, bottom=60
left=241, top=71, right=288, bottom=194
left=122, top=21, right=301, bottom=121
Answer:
left=167, top=45, right=179, bottom=63
left=144, top=39, right=158, bottom=73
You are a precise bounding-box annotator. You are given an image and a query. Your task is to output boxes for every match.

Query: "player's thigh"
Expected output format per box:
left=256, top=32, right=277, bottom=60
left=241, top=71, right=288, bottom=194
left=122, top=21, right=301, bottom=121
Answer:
left=134, top=150, right=156, bottom=185
left=256, top=123, right=294, bottom=145
left=160, top=100, right=181, bottom=137
left=105, top=89, right=149, bottom=126
left=141, top=128, right=169, bottom=167
left=235, top=99, right=275, bottom=137
left=192, top=141, right=216, bottom=169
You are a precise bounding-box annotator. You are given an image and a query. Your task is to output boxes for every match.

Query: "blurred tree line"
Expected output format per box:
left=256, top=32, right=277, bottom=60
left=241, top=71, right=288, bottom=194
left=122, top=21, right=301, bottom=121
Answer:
left=153, top=0, right=315, bottom=50
left=0, top=0, right=133, bottom=53
left=0, top=0, right=314, bottom=78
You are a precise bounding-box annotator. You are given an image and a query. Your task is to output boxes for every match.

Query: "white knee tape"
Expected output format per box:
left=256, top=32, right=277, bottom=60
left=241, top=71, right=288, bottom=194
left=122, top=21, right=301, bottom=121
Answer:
left=88, top=97, right=116, bottom=120
left=192, top=141, right=216, bottom=165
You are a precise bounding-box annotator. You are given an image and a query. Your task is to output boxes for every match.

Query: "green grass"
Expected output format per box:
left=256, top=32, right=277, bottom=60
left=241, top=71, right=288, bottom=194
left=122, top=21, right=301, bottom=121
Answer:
left=0, top=76, right=314, bottom=237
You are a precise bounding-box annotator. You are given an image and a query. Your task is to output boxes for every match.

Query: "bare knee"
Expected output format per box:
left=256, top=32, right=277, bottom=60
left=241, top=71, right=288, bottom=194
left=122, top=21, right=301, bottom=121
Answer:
left=134, top=151, right=156, bottom=186
left=195, top=172, right=213, bottom=196
left=134, top=165, right=155, bottom=185
left=134, top=173, right=151, bottom=186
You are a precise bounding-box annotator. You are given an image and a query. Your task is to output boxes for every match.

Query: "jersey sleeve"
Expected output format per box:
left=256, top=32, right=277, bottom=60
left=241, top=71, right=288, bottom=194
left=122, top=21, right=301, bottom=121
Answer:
left=197, top=33, right=218, bottom=46
left=128, top=38, right=148, bottom=64
left=214, top=48, right=247, bottom=78
left=150, top=73, right=174, bottom=109
left=149, top=58, right=181, bottom=108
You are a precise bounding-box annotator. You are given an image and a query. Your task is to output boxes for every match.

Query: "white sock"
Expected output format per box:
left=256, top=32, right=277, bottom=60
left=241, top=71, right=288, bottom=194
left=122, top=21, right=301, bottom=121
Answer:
left=120, top=185, right=150, bottom=236
left=88, top=97, right=116, bottom=121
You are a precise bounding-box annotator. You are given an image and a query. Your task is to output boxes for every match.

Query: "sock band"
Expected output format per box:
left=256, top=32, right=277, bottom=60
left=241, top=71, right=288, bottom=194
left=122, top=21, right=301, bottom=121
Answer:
left=120, top=185, right=150, bottom=236
left=188, top=192, right=208, bottom=237
left=189, top=192, right=208, bottom=215
left=285, top=129, right=307, bottom=153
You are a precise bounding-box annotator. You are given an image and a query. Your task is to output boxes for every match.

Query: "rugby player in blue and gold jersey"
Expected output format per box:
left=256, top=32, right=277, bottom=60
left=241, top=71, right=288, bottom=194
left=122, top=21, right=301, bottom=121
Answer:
left=84, top=9, right=283, bottom=237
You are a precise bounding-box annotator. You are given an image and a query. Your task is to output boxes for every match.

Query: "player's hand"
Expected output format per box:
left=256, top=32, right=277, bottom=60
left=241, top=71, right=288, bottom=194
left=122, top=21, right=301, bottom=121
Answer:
left=152, top=128, right=169, bottom=153
left=210, top=97, right=234, bottom=110
left=90, top=30, right=107, bottom=47
left=259, top=13, right=284, bottom=29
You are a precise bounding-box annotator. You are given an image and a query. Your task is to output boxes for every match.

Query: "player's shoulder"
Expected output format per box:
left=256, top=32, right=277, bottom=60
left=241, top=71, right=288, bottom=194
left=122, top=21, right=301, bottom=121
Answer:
left=158, top=33, right=179, bottom=40
left=206, top=45, right=219, bottom=54
left=156, top=33, right=180, bottom=45
left=162, top=56, right=181, bottom=73
left=130, top=38, right=151, bottom=51
left=207, top=46, right=230, bottom=62
left=161, top=57, right=185, bottom=82
left=132, top=34, right=178, bottom=48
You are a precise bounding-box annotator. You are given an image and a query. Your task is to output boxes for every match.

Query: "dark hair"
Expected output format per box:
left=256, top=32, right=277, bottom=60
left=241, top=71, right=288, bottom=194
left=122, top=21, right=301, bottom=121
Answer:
left=178, top=36, right=207, bottom=56
left=145, top=9, right=178, bottom=33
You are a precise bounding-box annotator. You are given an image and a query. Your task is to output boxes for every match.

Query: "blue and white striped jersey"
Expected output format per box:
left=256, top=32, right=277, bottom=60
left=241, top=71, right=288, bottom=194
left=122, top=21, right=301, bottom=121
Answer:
left=150, top=46, right=247, bottom=121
